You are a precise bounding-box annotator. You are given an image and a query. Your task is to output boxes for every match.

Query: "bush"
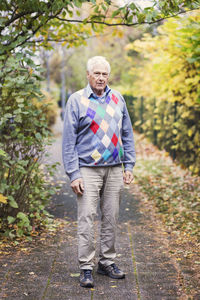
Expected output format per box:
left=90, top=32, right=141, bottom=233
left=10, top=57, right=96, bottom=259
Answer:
left=126, top=13, right=200, bottom=174
left=0, top=50, right=57, bottom=238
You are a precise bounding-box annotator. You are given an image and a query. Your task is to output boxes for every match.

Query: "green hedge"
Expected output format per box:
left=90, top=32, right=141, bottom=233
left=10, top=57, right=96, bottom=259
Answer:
left=0, top=51, right=57, bottom=239
left=124, top=14, right=200, bottom=175
left=124, top=94, right=200, bottom=175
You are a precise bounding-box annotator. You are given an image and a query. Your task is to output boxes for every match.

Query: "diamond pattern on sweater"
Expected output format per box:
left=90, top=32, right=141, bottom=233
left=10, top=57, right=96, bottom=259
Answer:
left=80, top=92, right=124, bottom=164
left=97, top=106, right=106, bottom=118
left=91, top=149, right=101, bottom=161
left=105, top=94, right=111, bottom=104
left=102, top=149, right=111, bottom=161
left=112, top=94, right=119, bottom=104
left=102, top=134, right=110, bottom=148
left=90, top=120, right=99, bottom=134
left=111, top=133, right=118, bottom=147
left=100, top=120, right=109, bottom=133
left=112, top=148, right=118, bottom=160
left=106, top=105, right=115, bottom=117
left=87, top=107, right=96, bottom=119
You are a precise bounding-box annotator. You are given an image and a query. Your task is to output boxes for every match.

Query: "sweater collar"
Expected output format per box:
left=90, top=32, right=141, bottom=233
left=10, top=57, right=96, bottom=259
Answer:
left=86, top=84, right=111, bottom=99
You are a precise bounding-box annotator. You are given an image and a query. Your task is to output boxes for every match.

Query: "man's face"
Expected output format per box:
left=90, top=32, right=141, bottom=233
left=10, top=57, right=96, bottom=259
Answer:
left=87, top=64, right=109, bottom=96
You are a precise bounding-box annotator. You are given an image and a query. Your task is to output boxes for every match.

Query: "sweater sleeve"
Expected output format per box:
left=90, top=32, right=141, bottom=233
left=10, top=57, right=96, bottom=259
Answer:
left=121, top=98, right=136, bottom=172
left=62, top=95, right=81, bottom=182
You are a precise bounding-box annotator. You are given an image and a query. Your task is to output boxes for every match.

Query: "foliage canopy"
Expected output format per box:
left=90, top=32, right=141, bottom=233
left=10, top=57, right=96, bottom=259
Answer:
left=0, top=0, right=199, bottom=53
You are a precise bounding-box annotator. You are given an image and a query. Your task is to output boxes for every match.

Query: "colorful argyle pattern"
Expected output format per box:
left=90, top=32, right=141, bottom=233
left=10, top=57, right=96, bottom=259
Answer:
left=80, top=92, right=124, bottom=165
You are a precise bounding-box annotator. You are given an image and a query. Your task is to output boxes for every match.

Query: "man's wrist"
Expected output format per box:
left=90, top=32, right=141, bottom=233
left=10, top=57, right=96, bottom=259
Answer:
left=68, top=170, right=82, bottom=182
left=123, top=162, right=135, bottom=172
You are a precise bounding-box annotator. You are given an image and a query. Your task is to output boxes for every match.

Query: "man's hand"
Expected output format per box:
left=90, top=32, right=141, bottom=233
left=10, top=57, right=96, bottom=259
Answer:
left=123, top=170, right=134, bottom=185
left=70, top=178, right=84, bottom=195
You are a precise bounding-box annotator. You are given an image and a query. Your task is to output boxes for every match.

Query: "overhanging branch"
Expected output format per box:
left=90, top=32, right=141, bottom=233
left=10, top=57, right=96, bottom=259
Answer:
left=56, top=7, right=200, bottom=27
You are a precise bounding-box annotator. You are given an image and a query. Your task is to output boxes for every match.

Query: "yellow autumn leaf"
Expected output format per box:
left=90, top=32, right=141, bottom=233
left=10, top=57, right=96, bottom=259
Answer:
left=188, top=129, right=193, bottom=137
left=0, top=194, right=7, bottom=204
left=181, top=111, right=190, bottom=118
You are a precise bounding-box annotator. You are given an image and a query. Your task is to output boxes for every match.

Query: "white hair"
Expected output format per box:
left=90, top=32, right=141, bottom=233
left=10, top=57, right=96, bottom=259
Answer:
left=87, top=56, right=111, bottom=74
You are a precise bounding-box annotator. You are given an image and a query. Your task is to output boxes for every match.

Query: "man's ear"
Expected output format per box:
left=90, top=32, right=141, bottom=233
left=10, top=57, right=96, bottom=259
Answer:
left=86, top=71, right=90, bottom=79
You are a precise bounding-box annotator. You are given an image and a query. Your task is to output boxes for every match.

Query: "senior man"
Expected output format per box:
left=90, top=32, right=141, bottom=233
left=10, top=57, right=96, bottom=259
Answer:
left=62, top=56, right=136, bottom=288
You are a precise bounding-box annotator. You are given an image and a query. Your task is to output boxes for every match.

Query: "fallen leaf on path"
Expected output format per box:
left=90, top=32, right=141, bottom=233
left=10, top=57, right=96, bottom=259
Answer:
left=70, top=273, right=80, bottom=277
left=21, top=248, right=28, bottom=252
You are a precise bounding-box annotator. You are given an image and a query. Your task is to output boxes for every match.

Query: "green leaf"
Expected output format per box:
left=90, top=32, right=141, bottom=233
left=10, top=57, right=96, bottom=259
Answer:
left=112, top=9, right=121, bottom=18
left=9, top=198, right=19, bottom=208
left=101, top=4, right=107, bottom=11
left=17, top=212, right=28, bottom=221
left=0, top=149, right=7, bottom=157
left=7, top=216, right=16, bottom=224
left=35, top=132, right=42, bottom=140
left=17, top=228, right=24, bottom=237
left=137, top=13, right=146, bottom=23
left=4, top=113, right=13, bottom=118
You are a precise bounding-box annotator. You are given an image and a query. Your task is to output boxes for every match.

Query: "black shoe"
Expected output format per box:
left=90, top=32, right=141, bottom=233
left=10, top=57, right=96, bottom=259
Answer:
left=97, top=262, right=125, bottom=279
left=80, top=269, right=94, bottom=288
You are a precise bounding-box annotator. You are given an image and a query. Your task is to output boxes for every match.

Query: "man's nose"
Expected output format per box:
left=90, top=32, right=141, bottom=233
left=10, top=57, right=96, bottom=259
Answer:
left=99, top=74, right=104, bottom=80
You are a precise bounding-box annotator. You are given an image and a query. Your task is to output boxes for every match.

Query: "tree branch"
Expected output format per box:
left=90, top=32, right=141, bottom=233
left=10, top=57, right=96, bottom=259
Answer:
left=56, top=7, right=200, bottom=27
left=0, top=0, right=57, bottom=31
left=1, top=9, right=61, bottom=55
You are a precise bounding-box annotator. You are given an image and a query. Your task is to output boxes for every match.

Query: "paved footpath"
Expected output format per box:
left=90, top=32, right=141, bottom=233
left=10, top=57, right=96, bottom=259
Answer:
left=0, top=117, right=184, bottom=300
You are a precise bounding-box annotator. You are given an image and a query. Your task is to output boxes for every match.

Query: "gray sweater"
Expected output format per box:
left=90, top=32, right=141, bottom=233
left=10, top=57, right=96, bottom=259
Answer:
left=62, top=84, right=136, bottom=182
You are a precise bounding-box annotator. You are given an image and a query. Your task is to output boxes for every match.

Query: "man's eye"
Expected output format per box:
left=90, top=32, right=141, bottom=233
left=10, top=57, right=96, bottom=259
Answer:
left=94, top=72, right=100, bottom=75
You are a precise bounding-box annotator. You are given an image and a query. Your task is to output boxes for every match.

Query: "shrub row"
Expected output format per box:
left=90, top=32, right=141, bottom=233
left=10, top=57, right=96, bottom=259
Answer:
left=125, top=13, right=200, bottom=174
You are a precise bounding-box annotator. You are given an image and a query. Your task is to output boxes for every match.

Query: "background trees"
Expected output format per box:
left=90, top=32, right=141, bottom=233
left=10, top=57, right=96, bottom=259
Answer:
left=125, top=12, right=200, bottom=174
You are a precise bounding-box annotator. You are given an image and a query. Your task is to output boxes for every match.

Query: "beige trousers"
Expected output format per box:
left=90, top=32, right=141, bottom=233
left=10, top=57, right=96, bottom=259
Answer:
left=77, top=166, right=124, bottom=270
